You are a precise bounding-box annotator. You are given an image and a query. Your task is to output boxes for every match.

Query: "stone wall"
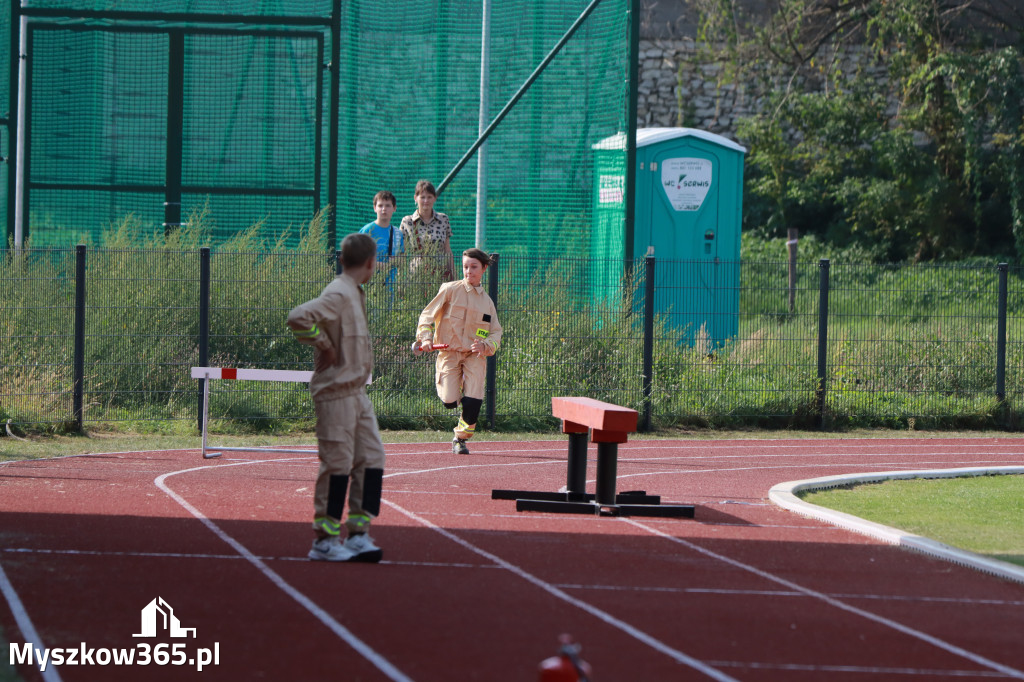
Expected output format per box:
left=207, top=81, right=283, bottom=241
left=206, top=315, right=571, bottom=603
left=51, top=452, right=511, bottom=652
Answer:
left=636, top=38, right=892, bottom=142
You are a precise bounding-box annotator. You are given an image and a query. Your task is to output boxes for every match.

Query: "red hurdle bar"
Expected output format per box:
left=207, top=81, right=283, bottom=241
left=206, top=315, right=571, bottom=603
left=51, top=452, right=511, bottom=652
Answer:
left=492, top=397, right=695, bottom=518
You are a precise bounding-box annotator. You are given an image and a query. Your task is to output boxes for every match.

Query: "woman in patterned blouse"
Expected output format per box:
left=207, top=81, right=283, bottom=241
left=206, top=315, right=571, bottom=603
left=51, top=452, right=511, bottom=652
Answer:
left=399, top=180, right=455, bottom=283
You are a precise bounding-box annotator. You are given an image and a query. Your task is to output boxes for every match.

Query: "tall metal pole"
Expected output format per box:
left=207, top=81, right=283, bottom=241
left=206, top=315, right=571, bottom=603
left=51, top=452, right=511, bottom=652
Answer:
left=165, top=31, right=184, bottom=235
left=624, top=0, right=640, bottom=263
left=327, top=0, right=341, bottom=251
left=6, top=1, right=21, bottom=246
left=437, top=0, right=605, bottom=195
left=14, top=11, right=27, bottom=250
left=474, top=0, right=491, bottom=248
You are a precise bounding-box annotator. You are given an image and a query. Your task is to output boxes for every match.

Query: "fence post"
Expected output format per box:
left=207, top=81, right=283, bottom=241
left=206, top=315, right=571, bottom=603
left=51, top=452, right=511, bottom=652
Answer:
left=485, top=253, right=500, bottom=429
left=996, top=263, right=1008, bottom=404
left=641, top=255, right=655, bottom=431
left=72, top=244, right=86, bottom=432
left=197, top=247, right=210, bottom=433
left=335, top=249, right=342, bottom=276
left=816, top=258, right=830, bottom=428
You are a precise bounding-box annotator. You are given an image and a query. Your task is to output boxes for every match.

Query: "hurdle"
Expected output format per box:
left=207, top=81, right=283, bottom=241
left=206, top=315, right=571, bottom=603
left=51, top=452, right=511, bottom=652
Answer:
left=492, top=397, right=695, bottom=518
left=191, top=366, right=316, bottom=459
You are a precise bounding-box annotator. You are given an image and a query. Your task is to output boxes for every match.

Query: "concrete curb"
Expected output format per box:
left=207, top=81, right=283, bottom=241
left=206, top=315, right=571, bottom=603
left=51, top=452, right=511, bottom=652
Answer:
left=769, top=466, right=1024, bottom=585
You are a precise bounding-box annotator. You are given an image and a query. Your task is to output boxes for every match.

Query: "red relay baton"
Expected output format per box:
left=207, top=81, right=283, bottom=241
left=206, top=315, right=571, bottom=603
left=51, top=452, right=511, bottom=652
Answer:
left=411, top=342, right=449, bottom=356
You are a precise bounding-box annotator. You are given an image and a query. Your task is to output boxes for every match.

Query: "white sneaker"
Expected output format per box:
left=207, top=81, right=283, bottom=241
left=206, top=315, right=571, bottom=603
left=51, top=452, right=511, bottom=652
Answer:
left=342, top=533, right=383, bottom=563
left=308, top=536, right=355, bottom=562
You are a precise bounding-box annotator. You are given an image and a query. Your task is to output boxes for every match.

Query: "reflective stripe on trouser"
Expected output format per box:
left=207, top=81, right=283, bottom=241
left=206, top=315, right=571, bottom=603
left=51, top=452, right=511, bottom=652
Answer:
left=312, top=391, right=386, bottom=533
left=435, top=350, right=486, bottom=404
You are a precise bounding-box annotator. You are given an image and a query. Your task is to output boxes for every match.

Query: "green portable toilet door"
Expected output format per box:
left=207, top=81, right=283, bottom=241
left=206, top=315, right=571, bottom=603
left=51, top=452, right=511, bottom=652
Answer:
left=646, top=144, right=724, bottom=344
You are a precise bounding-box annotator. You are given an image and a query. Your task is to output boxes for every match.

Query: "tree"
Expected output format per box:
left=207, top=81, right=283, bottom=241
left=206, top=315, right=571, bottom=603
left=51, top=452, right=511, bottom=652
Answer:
left=692, top=0, right=1024, bottom=261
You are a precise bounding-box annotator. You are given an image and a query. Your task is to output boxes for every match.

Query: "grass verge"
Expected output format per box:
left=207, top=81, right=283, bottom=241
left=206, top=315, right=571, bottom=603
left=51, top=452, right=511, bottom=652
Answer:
left=802, top=475, right=1024, bottom=568
left=5, top=426, right=1024, bottom=462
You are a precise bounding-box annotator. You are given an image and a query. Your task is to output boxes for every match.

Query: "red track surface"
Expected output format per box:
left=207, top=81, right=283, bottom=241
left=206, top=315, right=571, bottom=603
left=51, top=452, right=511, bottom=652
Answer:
left=2, top=437, right=1023, bottom=681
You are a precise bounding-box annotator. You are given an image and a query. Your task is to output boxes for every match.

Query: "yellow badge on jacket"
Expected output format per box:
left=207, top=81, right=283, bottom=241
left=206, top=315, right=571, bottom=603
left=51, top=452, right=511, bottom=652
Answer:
left=475, top=328, right=490, bottom=339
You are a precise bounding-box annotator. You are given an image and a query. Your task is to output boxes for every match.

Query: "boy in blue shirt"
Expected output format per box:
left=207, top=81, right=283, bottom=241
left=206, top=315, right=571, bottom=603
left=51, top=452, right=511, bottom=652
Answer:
left=358, top=190, right=403, bottom=263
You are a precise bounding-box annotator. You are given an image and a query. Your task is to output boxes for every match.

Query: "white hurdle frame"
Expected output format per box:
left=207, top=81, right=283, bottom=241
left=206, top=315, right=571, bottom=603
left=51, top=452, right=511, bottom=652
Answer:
left=191, top=366, right=317, bottom=459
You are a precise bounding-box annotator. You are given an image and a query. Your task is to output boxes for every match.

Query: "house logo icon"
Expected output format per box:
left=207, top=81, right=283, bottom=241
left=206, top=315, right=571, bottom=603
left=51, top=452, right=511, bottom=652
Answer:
left=133, top=597, right=197, bottom=638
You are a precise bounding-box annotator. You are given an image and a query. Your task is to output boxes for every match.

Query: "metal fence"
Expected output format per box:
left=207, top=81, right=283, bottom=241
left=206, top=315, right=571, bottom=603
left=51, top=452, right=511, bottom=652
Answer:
left=3, top=246, right=1023, bottom=432
left=3, top=1, right=631, bottom=262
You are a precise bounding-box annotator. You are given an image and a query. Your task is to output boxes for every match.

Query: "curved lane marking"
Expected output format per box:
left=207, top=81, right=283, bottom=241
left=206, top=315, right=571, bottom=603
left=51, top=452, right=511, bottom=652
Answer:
left=153, top=459, right=414, bottom=682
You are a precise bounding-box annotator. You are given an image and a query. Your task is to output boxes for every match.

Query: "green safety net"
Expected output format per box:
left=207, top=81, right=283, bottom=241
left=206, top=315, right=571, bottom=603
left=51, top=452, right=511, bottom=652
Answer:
left=4, top=0, right=629, bottom=261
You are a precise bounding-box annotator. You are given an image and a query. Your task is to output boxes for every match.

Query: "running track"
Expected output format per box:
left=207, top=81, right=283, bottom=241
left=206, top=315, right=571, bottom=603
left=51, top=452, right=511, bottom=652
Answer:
left=1, top=437, right=1023, bottom=681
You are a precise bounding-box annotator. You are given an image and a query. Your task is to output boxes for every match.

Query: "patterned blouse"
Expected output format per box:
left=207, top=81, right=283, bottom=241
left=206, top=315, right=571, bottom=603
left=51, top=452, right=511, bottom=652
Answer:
left=399, top=210, right=454, bottom=280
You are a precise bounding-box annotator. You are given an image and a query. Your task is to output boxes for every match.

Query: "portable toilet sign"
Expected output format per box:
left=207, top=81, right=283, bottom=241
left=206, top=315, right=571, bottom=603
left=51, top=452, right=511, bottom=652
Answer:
left=591, top=127, right=746, bottom=346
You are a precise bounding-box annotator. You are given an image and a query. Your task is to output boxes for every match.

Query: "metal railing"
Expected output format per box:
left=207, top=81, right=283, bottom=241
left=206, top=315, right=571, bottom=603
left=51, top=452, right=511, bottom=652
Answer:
left=2, top=247, right=1022, bottom=431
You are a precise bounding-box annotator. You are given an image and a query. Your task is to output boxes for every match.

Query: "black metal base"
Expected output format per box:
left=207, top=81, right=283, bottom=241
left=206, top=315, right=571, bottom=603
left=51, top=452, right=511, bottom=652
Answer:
left=492, top=489, right=695, bottom=518
left=492, top=489, right=662, bottom=505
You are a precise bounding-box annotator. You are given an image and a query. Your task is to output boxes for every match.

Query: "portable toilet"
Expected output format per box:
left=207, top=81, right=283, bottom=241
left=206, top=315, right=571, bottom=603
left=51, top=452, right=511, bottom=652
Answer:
left=591, top=127, right=746, bottom=345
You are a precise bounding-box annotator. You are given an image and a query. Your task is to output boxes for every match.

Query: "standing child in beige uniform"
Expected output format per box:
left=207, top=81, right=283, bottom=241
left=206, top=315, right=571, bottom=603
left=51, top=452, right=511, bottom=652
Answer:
left=416, top=248, right=502, bottom=454
left=287, top=232, right=386, bottom=562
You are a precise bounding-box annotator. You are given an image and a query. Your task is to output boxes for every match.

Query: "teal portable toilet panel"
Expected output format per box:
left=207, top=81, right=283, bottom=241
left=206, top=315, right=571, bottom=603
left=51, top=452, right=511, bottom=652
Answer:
left=633, top=128, right=745, bottom=345
left=589, top=133, right=628, bottom=307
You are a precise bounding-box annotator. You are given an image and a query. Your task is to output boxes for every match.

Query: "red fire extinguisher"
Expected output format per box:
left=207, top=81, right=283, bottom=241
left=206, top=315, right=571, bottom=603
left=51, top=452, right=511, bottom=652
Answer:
left=538, top=634, right=592, bottom=682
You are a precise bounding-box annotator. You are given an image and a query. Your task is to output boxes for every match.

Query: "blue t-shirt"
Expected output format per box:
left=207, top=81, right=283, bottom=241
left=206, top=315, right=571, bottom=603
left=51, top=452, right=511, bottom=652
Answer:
left=358, top=222, right=404, bottom=261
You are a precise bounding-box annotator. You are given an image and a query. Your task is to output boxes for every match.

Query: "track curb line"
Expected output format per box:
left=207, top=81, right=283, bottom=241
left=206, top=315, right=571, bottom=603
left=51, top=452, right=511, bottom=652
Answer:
left=769, top=466, right=1024, bottom=585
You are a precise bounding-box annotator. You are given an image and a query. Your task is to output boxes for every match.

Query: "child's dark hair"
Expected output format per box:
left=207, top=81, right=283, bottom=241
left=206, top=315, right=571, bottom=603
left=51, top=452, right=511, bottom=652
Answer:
left=341, top=233, right=377, bottom=268
left=463, top=248, right=490, bottom=267
left=373, top=190, right=396, bottom=207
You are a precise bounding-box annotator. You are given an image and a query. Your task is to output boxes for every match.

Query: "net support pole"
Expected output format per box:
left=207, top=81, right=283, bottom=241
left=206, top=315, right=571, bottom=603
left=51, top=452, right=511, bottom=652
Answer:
left=624, top=0, right=640, bottom=264
left=327, top=0, right=341, bottom=250
left=7, top=2, right=21, bottom=247
left=165, top=30, right=184, bottom=236
left=13, top=11, right=27, bottom=250
left=474, top=0, right=491, bottom=248
left=437, top=0, right=605, bottom=195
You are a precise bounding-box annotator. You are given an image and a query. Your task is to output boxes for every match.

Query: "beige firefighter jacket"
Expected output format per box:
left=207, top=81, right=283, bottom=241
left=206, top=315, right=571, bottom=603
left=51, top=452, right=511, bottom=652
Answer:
left=416, top=279, right=502, bottom=355
left=287, top=272, right=373, bottom=401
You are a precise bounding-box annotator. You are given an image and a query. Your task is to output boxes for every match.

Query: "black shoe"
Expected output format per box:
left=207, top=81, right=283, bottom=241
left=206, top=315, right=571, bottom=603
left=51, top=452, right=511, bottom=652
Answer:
left=452, top=437, right=470, bottom=454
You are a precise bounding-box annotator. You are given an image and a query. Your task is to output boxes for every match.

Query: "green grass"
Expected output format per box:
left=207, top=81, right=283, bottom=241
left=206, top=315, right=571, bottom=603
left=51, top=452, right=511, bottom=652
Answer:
left=802, top=475, right=1024, bottom=567
left=7, top=427, right=1024, bottom=462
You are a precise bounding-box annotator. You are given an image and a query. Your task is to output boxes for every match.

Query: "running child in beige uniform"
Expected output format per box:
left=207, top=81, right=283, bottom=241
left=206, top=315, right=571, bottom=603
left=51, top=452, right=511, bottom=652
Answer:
left=287, top=232, right=386, bottom=562
left=416, top=248, right=503, bottom=454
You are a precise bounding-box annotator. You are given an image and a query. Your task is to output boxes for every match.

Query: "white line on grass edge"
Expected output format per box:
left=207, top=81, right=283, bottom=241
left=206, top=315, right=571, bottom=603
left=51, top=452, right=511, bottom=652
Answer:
left=768, top=466, right=1024, bottom=586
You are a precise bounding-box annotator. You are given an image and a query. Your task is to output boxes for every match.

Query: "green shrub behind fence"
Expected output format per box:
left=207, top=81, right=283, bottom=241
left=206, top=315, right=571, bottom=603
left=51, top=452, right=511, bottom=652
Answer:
left=2, top=243, right=1022, bottom=432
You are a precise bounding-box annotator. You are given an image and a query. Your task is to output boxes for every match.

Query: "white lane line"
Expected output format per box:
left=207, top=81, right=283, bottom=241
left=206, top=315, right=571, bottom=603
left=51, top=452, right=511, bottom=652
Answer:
left=153, top=459, right=414, bottom=682
left=0, top=560, right=63, bottom=682
left=0, top=548, right=495, bottom=570
left=623, top=517, right=1024, bottom=680
left=381, top=497, right=740, bottom=682
left=608, top=460, right=1024, bottom=483
left=556, top=583, right=1024, bottom=607
left=708, top=660, right=1010, bottom=677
